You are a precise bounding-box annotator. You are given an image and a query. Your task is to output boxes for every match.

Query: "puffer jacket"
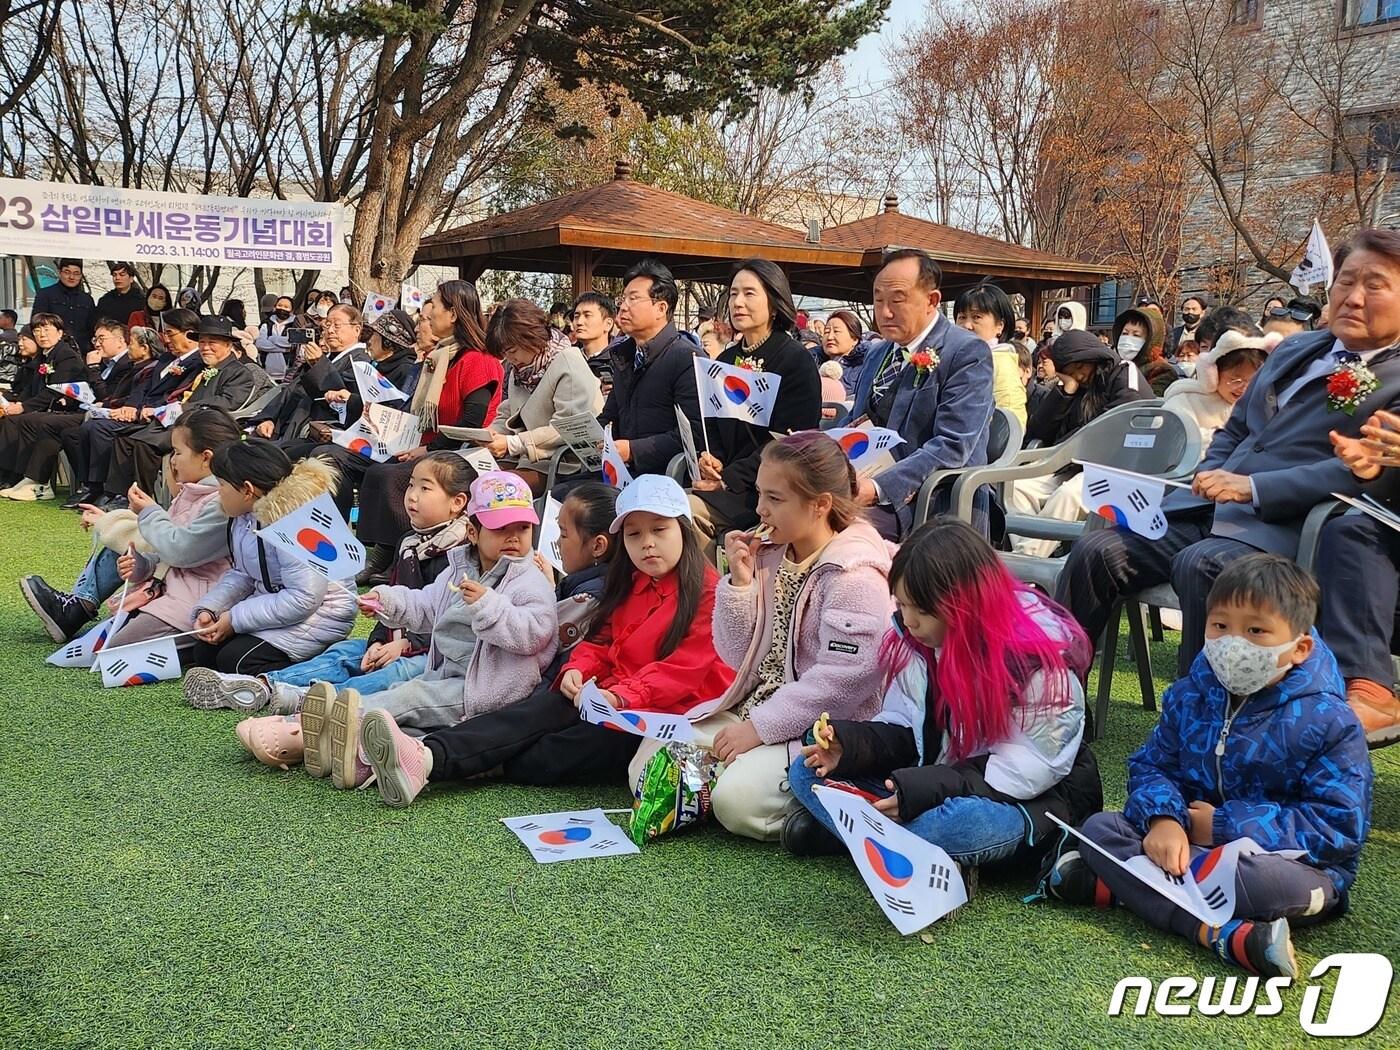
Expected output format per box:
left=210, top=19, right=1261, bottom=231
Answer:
left=194, top=458, right=356, bottom=660
left=96, top=478, right=231, bottom=630
left=1124, top=635, right=1370, bottom=899
left=372, top=546, right=558, bottom=721
left=823, top=591, right=1102, bottom=841
left=711, top=519, right=893, bottom=745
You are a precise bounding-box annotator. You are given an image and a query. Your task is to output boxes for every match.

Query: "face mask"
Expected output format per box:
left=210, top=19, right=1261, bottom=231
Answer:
left=1202, top=634, right=1300, bottom=696
left=1182, top=313, right=1201, bottom=327
left=1116, top=334, right=1145, bottom=361
left=1056, top=316, right=1074, bottom=332
left=310, top=304, right=329, bottom=318
left=274, top=309, right=292, bottom=320
left=148, top=297, right=165, bottom=312
left=1179, top=360, right=1197, bottom=377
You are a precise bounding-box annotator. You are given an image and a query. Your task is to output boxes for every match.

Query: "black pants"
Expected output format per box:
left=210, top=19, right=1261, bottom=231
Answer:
left=308, top=443, right=373, bottom=517
left=356, top=459, right=416, bottom=547
left=107, top=422, right=171, bottom=495
left=9, top=412, right=83, bottom=482
left=68, top=417, right=142, bottom=490
left=1054, top=508, right=1258, bottom=676
left=1316, top=511, right=1400, bottom=685
left=189, top=633, right=294, bottom=675
left=425, top=686, right=641, bottom=786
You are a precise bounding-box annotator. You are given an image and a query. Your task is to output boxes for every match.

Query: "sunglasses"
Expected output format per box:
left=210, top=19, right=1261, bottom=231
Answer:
left=1266, top=306, right=1316, bottom=322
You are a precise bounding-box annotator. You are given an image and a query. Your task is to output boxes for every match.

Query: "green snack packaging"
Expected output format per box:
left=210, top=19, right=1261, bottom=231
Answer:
left=628, top=742, right=720, bottom=846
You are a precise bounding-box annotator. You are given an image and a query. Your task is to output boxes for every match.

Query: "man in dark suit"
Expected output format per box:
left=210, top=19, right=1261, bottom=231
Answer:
left=105, top=314, right=256, bottom=497
left=1057, top=228, right=1400, bottom=684
left=846, top=249, right=994, bottom=539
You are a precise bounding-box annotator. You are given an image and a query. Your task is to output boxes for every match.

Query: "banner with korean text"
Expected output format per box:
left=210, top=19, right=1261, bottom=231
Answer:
left=0, top=178, right=348, bottom=270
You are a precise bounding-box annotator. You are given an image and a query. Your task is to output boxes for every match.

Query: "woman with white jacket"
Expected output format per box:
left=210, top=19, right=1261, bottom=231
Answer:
left=1163, top=329, right=1274, bottom=458
left=464, top=298, right=602, bottom=492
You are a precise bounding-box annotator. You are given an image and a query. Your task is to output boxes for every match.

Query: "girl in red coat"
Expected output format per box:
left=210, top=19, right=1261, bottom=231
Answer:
left=358, top=474, right=736, bottom=807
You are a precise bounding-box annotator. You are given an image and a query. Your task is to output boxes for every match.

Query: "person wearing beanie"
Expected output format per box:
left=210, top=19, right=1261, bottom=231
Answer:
left=1006, top=329, right=1153, bottom=557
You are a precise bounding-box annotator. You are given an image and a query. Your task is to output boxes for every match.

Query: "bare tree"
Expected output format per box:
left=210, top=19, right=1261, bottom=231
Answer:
left=0, top=0, right=63, bottom=122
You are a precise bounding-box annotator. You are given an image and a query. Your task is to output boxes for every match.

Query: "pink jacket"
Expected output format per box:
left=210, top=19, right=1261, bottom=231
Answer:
left=128, top=478, right=232, bottom=630
left=711, top=519, right=894, bottom=744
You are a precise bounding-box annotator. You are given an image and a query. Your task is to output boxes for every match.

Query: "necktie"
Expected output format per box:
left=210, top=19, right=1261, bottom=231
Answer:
left=871, top=345, right=906, bottom=403
left=634, top=347, right=646, bottom=372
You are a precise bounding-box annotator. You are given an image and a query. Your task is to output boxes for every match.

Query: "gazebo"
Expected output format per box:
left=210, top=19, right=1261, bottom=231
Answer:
left=415, top=162, right=1112, bottom=326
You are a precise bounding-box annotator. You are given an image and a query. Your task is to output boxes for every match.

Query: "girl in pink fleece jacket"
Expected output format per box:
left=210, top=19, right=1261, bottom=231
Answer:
left=678, top=432, right=893, bottom=841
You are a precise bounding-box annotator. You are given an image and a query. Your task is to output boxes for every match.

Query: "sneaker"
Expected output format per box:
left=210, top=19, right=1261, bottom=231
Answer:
left=267, top=680, right=307, bottom=716
left=19, top=575, right=96, bottom=642
left=359, top=709, right=431, bottom=808
left=779, top=808, right=845, bottom=857
left=235, top=714, right=304, bottom=770
left=62, top=489, right=101, bottom=511
left=327, top=688, right=371, bottom=790
left=299, top=681, right=335, bottom=779
left=183, top=667, right=270, bottom=711
left=1241, top=917, right=1298, bottom=979
left=1045, top=849, right=1099, bottom=905
left=3, top=480, right=53, bottom=501
left=1346, top=678, right=1400, bottom=750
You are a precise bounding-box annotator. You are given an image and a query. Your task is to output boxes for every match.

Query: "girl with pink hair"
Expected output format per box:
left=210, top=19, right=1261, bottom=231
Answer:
left=783, top=517, right=1105, bottom=891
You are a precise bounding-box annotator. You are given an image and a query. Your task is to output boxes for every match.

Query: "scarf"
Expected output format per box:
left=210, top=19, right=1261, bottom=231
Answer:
left=398, top=515, right=472, bottom=562
left=510, top=328, right=570, bottom=392
left=410, top=337, right=460, bottom=432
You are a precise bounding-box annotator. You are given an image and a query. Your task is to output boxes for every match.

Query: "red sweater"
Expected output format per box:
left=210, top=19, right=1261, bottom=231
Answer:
left=423, top=346, right=504, bottom=444
left=563, top=565, right=735, bottom=714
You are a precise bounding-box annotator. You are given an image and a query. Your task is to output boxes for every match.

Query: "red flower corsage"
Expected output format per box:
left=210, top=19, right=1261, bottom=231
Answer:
left=733, top=355, right=757, bottom=372
left=1327, top=361, right=1379, bottom=416
left=36, top=363, right=51, bottom=376
left=908, top=348, right=939, bottom=385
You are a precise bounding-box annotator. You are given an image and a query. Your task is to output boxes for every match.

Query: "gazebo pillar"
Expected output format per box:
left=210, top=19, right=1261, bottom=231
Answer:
left=570, top=247, right=596, bottom=299
left=458, top=259, right=487, bottom=283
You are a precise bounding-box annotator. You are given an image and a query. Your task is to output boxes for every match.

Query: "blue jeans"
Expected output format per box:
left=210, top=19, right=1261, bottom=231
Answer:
left=72, top=547, right=124, bottom=607
left=787, top=758, right=1028, bottom=867
left=265, top=639, right=426, bottom=695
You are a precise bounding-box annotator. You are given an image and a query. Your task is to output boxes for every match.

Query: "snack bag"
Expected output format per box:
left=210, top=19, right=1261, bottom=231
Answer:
left=628, top=742, right=720, bottom=846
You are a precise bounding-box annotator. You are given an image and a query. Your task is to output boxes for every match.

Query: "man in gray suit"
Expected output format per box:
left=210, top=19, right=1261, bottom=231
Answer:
left=1057, top=228, right=1400, bottom=689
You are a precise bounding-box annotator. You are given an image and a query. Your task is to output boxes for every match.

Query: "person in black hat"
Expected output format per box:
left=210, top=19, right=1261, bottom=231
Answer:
left=103, top=313, right=257, bottom=498
left=303, top=307, right=419, bottom=515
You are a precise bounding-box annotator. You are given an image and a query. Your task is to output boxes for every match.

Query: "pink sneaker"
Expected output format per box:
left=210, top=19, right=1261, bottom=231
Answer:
left=359, top=709, right=431, bottom=807
left=235, top=714, right=304, bottom=770
left=328, top=688, right=371, bottom=790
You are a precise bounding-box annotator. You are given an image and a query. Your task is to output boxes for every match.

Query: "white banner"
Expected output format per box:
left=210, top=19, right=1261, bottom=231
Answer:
left=0, top=178, right=347, bottom=270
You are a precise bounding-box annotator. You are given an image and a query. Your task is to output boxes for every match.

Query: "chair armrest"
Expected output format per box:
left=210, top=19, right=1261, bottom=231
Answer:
left=1297, top=499, right=1347, bottom=574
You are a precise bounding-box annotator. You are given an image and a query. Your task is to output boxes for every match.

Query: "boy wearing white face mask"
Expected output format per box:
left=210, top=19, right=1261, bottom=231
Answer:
left=1043, top=554, right=1371, bottom=979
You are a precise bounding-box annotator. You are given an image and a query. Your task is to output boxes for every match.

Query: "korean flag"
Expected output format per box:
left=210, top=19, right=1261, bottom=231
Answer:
left=824, top=427, right=904, bottom=471
left=1080, top=461, right=1168, bottom=539
left=48, top=381, right=96, bottom=406
left=601, top=424, right=634, bottom=491
left=537, top=494, right=566, bottom=575
left=351, top=360, right=409, bottom=406
left=152, top=402, right=184, bottom=429
left=501, top=808, right=640, bottom=864
left=332, top=419, right=393, bottom=463
left=694, top=357, right=782, bottom=427
left=400, top=283, right=426, bottom=313
left=96, top=635, right=181, bottom=688
left=576, top=681, right=697, bottom=743
left=256, top=492, right=366, bottom=581
left=45, top=612, right=126, bottom=669
left=363, top=292, right=397, bottom=323
left=813, top=785, right=967, bottom=935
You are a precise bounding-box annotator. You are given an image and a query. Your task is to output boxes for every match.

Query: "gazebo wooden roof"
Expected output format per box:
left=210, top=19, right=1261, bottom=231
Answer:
left=415, top=162, right=1112, bottom=322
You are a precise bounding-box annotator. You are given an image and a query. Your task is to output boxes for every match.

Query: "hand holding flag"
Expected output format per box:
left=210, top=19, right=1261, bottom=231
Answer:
left=695, top=357, right=782, bottom=427
left=577, top=681, right=697, bottom=743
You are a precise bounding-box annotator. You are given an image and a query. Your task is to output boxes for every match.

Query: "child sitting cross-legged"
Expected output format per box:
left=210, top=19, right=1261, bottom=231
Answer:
left=297, top=470, right=558, bottom=790
left=783, top=517, right=1102, bottom=894
left=186, top=451, right=474, bottom=721
left=1043, top=554, right=1372, bottom=979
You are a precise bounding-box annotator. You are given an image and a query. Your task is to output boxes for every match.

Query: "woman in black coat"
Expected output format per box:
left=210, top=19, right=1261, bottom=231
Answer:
left=690, top=258, right=821, bottom=557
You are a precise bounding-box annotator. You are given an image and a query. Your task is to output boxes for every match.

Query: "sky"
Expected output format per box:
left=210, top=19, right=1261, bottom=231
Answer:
left=846, top=0, right=925, bottom=84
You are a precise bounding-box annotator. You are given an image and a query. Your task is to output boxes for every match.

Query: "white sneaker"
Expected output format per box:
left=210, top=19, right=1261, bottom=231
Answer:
left=183, top=667, right=272, bottom=711
left=3, top=480, right=46, bottom=502
left=32, top=484, right=55, bottom=501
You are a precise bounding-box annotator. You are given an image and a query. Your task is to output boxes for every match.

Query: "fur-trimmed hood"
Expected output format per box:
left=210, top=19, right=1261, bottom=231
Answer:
left=253, top=456, right=340, bottom=526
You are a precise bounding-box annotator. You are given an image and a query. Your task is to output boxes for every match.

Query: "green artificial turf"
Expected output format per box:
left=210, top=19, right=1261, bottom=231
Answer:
left=0, top=499, right=1396, bottom=1049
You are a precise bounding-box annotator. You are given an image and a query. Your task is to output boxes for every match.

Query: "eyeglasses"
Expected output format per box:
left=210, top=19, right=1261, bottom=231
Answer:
left=1222, top=375, right=1251, bottom=392
left=619, top=292, right=657, bottom=307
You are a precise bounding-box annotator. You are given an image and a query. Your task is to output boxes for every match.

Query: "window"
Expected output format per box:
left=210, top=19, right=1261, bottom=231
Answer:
left=1335, top=108, right=1400, bottom=171
left=1343, top=0, right=1400, bottom=28
left=1091, top=281, right=1138, bottom=328
left=1230, top=0, right=1261, bottom=24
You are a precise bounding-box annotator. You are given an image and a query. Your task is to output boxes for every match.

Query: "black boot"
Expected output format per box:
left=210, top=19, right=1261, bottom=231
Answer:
left=780, top=808, right=846, bottom=857
left=19, top=575, right=97, bottom=643
left=354, top=543, right=395, bottom=587
left=62, top=488, right=101, bottom=511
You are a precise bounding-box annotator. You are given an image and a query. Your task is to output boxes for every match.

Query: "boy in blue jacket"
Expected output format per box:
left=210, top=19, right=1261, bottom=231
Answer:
left=1046, top=554, right=1371, bottom=978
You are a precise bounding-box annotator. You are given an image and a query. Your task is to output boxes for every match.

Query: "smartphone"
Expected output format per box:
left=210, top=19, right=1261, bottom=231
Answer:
left=288, top=327, right=315, bottom=345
